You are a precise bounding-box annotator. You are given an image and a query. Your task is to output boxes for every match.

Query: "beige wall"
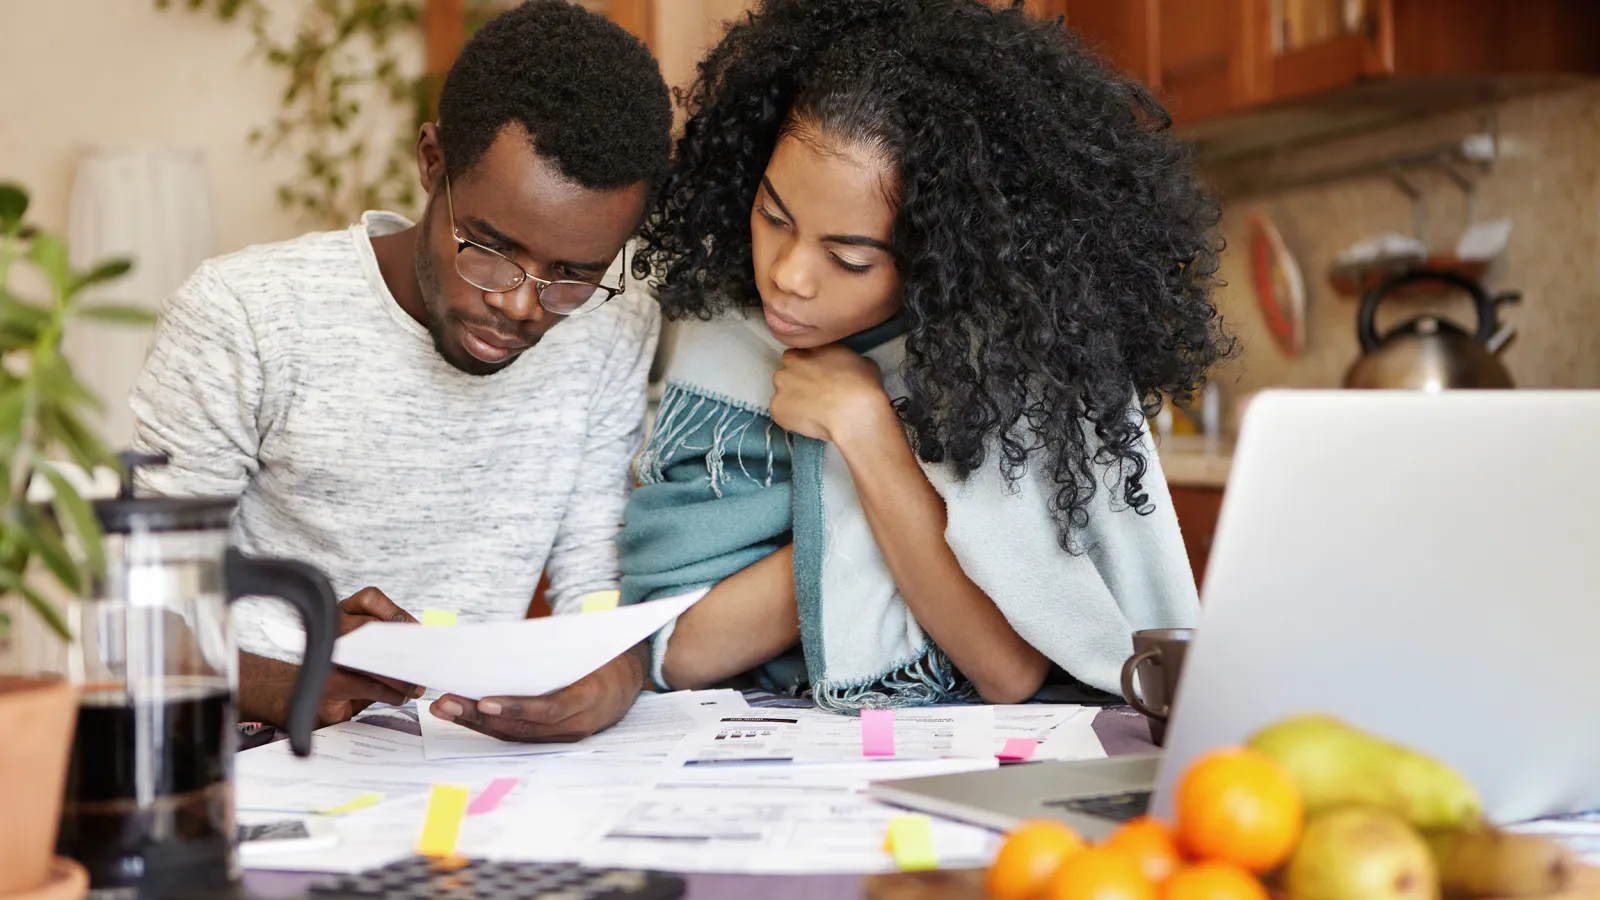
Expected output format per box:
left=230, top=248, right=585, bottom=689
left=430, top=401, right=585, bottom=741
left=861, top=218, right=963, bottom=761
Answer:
left=0, top=0, right=753, bottom=253
left=0, top=1, right=322, bottom=251
left=652, top=0, right=755, bottom=103
left=1209, top=83, right=1600, bottom=404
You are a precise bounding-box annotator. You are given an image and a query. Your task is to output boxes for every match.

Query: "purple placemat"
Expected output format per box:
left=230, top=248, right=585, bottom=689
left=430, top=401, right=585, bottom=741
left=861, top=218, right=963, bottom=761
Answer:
left=1091, top=706, right=1160, bottom=756
left=242, top=868, right=863, bottom=900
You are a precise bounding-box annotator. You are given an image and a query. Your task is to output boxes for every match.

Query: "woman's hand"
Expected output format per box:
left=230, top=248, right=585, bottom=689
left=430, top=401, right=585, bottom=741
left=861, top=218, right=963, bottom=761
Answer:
left=770, top=345, right=891, bottom=443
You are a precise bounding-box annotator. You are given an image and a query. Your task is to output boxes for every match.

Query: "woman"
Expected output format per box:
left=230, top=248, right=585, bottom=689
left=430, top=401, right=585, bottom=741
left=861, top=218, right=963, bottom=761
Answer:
left=619, top=0, right=1229, bottom=710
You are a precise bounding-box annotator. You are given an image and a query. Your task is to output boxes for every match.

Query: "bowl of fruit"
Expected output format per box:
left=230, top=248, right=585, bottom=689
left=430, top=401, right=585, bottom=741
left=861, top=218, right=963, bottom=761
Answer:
left=873, top=713, right=1581, bottom=900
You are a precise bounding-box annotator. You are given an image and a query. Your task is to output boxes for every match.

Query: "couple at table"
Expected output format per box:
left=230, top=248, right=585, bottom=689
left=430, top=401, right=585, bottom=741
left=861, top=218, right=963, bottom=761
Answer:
left=130, top=0, right=1222, bottom=743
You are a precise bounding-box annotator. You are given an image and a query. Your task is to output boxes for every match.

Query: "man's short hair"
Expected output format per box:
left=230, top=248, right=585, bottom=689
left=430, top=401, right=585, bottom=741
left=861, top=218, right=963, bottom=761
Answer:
left=438, top=0, right=672, bottom=191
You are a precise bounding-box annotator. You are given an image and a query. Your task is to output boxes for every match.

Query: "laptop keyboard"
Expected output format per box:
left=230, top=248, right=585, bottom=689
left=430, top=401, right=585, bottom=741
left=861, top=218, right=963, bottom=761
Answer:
left=1043, top=790, right=1152, bottom=822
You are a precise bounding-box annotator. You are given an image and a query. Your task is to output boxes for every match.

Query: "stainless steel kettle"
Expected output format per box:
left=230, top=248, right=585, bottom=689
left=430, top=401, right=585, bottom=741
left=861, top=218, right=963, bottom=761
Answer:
left=1343, top=269, right=1519, bottom=391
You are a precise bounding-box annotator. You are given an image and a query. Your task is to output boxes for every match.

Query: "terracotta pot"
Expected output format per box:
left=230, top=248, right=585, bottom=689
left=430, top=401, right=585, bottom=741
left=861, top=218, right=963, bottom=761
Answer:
left=0, top=676, right=78, bottom=899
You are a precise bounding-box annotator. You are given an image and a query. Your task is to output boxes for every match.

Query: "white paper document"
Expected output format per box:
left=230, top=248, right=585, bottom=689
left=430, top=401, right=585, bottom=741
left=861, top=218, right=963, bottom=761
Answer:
left=577, top=758, right=1004, bottom=874
left=991, top=705, right=1107, bottom=761
left=420, top=689, right=749, bottom=760
left=231, top=695, right=1106, bottom=876
left=330, top=593, right=699, bottom=699
left=666, top=705, right=995, bottom=766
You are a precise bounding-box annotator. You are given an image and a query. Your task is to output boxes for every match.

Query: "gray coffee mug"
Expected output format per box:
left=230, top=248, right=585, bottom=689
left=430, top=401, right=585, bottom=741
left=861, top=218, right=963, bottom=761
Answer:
left=1119, top=628, right=1193, bottom=747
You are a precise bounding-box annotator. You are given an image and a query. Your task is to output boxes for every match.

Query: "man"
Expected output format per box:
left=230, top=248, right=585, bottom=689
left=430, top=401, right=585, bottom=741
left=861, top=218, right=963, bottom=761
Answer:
left=129, top=0, right=673, bottom=741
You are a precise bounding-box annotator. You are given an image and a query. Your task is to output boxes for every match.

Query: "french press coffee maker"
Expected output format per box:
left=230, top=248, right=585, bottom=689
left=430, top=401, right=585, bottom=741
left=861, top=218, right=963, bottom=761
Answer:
left=55, top=455, right=339, bottom=900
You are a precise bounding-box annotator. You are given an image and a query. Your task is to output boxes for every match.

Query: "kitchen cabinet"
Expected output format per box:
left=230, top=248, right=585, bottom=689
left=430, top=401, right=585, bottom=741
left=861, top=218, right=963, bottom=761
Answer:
left=1170, top=485, right=1225, bottom=589
left=424, top=0, right=653, bottom=94
left=1063, top=0, right=1600, bottom=157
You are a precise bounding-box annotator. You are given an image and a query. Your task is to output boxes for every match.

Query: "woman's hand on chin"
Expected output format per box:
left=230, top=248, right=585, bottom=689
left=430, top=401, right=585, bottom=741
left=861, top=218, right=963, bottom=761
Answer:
left=770, top=344, right=893, bottom=444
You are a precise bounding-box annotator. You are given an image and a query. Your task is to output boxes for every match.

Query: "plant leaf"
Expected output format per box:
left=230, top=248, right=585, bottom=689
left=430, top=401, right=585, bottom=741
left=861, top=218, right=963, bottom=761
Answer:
left=35, top=353, right=104, bottom=415
left=76, top=303, right=156, bottom=326
left=0, top=564, right=71, bottom=642
left=21, top=505, right=81, bottom=596
left=0, top=288, right=50, bottom=335
left=0, top=386, right=26, bottom=456
left=69, top=259, right=134, bottom=297
left=45, top=406, right=112, bottom=473
left=26, top=234, right=71, bottom=299
left=0, top=184, right=27, bottom=232
left=41, top=467, right=104, bottom=580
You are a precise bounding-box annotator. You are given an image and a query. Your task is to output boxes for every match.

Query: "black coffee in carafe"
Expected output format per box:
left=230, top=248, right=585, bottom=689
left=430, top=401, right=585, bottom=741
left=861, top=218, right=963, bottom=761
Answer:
left=57, top=681, right=238, bottom=899
left=60, top=454, right=340, bottom=900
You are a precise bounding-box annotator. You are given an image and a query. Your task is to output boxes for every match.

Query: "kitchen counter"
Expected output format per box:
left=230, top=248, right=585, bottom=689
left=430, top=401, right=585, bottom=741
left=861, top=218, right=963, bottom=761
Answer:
left=1155, top=435, right=1234, bottom=490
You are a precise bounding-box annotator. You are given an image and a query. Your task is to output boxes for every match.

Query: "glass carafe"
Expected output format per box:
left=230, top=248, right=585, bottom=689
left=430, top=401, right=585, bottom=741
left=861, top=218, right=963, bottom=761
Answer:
left=56, top=455, right=337, bottom=900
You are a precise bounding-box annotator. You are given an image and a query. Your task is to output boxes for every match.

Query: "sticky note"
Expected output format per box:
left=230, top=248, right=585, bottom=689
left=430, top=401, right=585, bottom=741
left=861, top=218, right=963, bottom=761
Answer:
left=466, top=777, right=519, bottom=816
left=316, top=792, right=384, bottom=815
left=861, top=708, right=895, bottom=757
left=416, top=784, right=471, bottom=858
left=884, top=815, right=938, bottom=871
left=997, top=737, right=1040, bottom=761
left=580, top=590, right=620, bottom=613
left=421, top=609, right=458, bottom=626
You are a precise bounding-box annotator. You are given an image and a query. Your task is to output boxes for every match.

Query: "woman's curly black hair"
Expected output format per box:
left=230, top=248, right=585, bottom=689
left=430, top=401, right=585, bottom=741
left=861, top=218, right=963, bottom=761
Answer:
left=633, top=0, right=1231, bottom=551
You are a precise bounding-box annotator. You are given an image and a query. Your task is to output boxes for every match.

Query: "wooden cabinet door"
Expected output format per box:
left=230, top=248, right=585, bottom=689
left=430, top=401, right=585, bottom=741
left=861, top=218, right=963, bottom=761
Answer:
left=1156, top=0, right=1267, bottom=123
left=1064, top=0, right=1162, bottom=86
left=1067, top=0, right=1266, bottom=124
left=1169, top=486, right=1225, bottom=590
left=425, top=0, right=654, bottom=85
left=1269, top=0, right=1395, bottom=102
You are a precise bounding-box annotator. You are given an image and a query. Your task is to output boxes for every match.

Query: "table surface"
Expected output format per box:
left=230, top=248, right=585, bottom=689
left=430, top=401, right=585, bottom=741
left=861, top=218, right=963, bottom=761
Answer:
left=242, top=707, right=1156, bottom=900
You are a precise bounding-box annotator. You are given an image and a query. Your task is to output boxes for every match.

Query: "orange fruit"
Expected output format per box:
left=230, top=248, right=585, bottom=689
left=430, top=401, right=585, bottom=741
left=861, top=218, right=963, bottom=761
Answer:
left=1044, top=846, right=1157, bottom=900
left=1104, top=817, right=1182, bottom=884
left=1161, top=862, right=1269, bottom=900
left=988, top=819, right=1088, bottom=900
left=1174, top=747, right=1303, bottom=873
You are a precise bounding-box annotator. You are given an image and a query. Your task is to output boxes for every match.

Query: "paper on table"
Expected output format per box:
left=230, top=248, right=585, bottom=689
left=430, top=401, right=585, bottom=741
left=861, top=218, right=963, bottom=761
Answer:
left=1031, top=709, right=1107, bottom=762
left=420, top=689, right=749, bottom=761
left=332, top=592, right=699, bottom=699
left=576, top=758, right=1003, bottom=874
left=668, top=706, right=994, bottom=766
left=974, top=705, right=1106, bottom=762
left=237, top=723, right=666, bottom=873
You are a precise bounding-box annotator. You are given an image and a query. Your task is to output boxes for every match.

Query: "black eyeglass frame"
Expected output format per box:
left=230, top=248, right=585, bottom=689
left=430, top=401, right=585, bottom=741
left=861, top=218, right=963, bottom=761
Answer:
left=444, top=173, right=625, bottom=316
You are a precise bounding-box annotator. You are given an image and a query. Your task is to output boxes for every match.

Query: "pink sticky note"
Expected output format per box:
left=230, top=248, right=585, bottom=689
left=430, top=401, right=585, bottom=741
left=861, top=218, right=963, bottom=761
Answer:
left=997, top=737, right=1039, bottom=761
left=861, top=708, right=896, bottom=757
left=466, top=777, right=519, bottom=816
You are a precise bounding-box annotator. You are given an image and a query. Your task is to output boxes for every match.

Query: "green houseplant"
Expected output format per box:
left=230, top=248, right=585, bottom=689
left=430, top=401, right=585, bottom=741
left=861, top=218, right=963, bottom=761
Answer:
left=0, top=181, right=152, bottom=900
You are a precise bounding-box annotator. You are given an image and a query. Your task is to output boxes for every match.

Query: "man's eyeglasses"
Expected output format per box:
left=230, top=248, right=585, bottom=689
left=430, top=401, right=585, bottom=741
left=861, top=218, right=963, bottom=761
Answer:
left=444, top=174, right=625, bottom=316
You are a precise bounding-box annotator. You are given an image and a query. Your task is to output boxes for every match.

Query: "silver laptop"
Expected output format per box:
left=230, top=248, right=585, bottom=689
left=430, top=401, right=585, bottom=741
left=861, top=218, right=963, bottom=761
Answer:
left=869, top=390, right=1600, bottom=837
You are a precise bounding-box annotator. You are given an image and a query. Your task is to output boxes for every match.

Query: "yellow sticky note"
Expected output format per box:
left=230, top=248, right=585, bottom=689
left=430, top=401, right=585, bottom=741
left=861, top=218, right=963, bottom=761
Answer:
left=316, top=792, right=384, bottom=816
left=421, top=609, right=458, bottom=626
left=580, top=590, right=620, bottom=613
left=884, top=815, right=938, bottom=871
left=416, top=784, right=471, bottom=858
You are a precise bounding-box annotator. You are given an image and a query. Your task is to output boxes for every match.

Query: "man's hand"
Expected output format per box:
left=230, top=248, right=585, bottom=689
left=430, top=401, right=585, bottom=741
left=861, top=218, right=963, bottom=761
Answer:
left=238, top=586, right=424, bottom=729
left=427, top=644, right=646, bottom=742
left=339, top=585, right=419, bottom=633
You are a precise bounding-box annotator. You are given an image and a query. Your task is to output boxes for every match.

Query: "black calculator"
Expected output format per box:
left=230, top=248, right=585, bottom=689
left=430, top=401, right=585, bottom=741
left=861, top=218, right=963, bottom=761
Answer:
left=309, top=857, right=685, bottom=900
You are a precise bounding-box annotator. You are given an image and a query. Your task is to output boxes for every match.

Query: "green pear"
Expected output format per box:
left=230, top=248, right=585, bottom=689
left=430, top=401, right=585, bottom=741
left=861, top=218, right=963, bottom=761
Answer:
left=1286, top=807, right=1440, bottom=900
left=1248, top=714, right=1482, bottom=831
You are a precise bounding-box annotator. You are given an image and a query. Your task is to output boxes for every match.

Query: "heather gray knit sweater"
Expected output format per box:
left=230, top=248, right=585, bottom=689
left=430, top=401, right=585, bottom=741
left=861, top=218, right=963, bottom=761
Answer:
left=129, top=211, right=659, bottom=660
